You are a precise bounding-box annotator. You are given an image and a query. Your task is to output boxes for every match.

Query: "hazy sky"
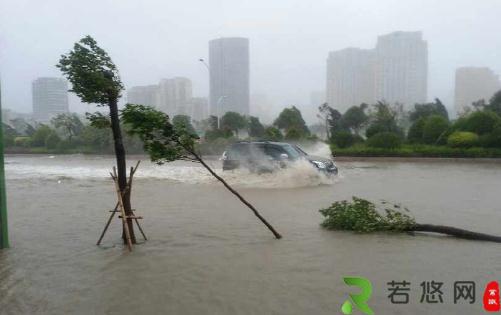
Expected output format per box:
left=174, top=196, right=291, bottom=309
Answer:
left=1, top=0, right=500, bottom=123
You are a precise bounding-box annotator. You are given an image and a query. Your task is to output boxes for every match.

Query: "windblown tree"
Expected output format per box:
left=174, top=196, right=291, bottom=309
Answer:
left=121, top=104, right=282, bottom=239
left=409, top=98, right=449, bottom=122
left=220, top=111, right=247, bottom=137
left=10, top=118, right=35, bottom=136
left=340, top=103, right=368, bottom=136
left=247, top=116, right=265, bottom=138
left=263, top=126, right=283, bottom=141
left=365, top=101, right=403, bottom=138
left=31, top=125, right=53, bottom=147
left=51, top=113, right=84, bottom=142
left=274, top=106, right=310, bottom=137
left=57, top=36, right=137, bottom=243
left=317, top=103, right=342, bottom=139
left=172, top=115, right=197, bottom=137
left=486, top=90, right=501, bottom=115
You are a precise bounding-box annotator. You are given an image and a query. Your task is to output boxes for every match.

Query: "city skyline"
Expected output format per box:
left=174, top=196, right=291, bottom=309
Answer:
left=8, top=29, right=501, bottom=126
left=2, top=0, right=500, bottom=123
left=10, top=32, right=501, bottom=125
left=327, top=31, right=427, bottom=114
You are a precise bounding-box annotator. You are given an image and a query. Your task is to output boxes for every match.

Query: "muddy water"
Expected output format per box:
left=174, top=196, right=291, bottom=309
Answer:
left=1, top=154, right=501, bottom=314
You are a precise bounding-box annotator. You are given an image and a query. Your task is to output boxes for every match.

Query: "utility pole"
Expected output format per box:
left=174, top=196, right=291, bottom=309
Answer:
left=0, top=77, right=8, bottom=249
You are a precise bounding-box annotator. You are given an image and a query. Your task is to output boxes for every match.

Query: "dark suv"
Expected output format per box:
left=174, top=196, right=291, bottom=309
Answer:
left=221, top=141, right=338, bottom=175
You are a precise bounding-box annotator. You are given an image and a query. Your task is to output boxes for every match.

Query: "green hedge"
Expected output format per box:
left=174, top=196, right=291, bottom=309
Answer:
left=331, top=143, right=501, bottom=158
left=447, top=131, right=478, bottom=148
left=366, top=132, right=402, bottom=149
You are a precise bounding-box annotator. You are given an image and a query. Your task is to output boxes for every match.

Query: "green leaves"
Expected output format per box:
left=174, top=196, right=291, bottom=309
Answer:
left=220, top=111, right=247, bottom=135
left=120, top=104, right=199, bottom=164
left=86, top=112, right=111, bottom=129
left=319, top=197, right=415, bottom=233
left=273, top=106, right=310, bottom=136
left=57, top=35, right=123, bottom=105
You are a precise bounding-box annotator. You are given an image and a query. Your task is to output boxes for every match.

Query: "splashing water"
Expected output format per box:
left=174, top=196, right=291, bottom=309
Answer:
left=5, top=155, right=337, bottom=189
left=220, top=159, right=336, bottom=188
left=298, top=142, right=332, bottom=159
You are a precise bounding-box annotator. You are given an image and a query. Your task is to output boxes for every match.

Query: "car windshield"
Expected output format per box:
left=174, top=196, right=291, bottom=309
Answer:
left=293, top=145, right=308, bottom=156
left=281, top=144, right=300, bottom=159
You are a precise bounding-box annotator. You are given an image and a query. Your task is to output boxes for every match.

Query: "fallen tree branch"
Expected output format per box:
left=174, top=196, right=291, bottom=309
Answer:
left=408, top=224, right=501, bottom=243
left=320, top=197, right=501, bottom=243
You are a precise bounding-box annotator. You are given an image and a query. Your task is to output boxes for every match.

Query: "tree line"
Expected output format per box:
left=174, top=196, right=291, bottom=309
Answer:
left=324, top=90, right=501, bottom=153
left=2, top=103, right=317, bottom=155
left=2, top=113, right=144, bottom=153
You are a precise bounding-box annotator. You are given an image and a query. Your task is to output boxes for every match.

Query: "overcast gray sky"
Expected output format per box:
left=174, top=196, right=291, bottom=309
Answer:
left=1, top=0, right=500, bottom=123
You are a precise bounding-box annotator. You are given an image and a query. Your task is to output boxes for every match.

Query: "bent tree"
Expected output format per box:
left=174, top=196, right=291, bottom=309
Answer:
left=57, top=36, right=136, bottom=243
left=121, top=104, right=282, bottom=239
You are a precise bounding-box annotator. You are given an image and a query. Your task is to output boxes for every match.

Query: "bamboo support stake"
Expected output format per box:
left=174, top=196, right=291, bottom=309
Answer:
left=96, top=202, right=119, bottom=245
left=113, top=167, right=133, bottom=251
left=96, top=161, right=147, bottom=247
left=127, top=161, right=147, bottom=240
left=135, top=219, right=148, bottom=240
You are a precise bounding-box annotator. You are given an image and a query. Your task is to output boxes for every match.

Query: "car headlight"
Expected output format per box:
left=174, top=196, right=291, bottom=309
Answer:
left=311, top=160, right=326, bottom=169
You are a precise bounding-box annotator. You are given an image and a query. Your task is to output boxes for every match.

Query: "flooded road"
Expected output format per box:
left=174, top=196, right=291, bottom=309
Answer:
left=1, top=154, right=501, bottom=314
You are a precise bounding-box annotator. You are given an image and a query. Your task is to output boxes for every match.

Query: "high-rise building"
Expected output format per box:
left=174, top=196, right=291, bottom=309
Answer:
left=127, top=85, right=158, bottom=107
left=209, top=37, right=250, bottom=116
left=374, top=31, right=428, bottom=108
left=156, top=77, right=193, bottom=117
left=190, top=97, right=209, bottom=122
left=454, top=67, right=501, bottom=114
left=326, top=48, right=374, bottom=113
left=32, top=77, right=69, bottom=122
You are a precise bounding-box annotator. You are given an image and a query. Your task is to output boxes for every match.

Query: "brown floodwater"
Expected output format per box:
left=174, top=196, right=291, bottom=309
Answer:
left=1, top=154, right=501, bottom=314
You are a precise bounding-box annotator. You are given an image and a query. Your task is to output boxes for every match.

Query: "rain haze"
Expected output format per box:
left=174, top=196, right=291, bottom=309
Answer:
left=1, top=0, right=500, bottom=123
left=4, top=2, right=501, bottom=315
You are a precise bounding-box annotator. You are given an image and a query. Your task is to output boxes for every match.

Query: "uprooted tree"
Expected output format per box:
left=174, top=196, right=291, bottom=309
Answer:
left=57, top=36, right=137, bottom=243
left=320, top=197, right=501, bottom=243
left=121, top=104, right=282, bottom=239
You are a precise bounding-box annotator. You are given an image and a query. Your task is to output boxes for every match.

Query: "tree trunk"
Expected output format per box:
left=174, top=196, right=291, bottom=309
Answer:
left=108, top=95, right=136, bottom=244
left=186, top=147, right=282, bottom=239
left=407, top=224, right=501, bottom=243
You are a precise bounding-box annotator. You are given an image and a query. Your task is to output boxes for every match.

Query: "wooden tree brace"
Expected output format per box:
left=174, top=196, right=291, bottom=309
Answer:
left=96, top=161, right=147, bottom=249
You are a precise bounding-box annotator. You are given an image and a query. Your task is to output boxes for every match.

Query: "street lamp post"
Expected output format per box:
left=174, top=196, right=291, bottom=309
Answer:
left=216, top=95, right=227, bottom=129
left=199, top=58, right=226, bottom=129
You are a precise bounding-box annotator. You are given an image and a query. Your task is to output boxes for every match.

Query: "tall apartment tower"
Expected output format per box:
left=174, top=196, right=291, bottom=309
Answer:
left=326, top=48, right=375, bottom=113
left=32, top=77, right=69, bottom=122
left=209, top=37, right=250, bottom=116
left=190, top=97, right=209, bottom=122
left=127, top=85, right=158, bottom=107
left=454, top=67, right=501, bottom=114
left=374, top=31, right=428, bottom=108
left=156, top=77, right=193, bottom=117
